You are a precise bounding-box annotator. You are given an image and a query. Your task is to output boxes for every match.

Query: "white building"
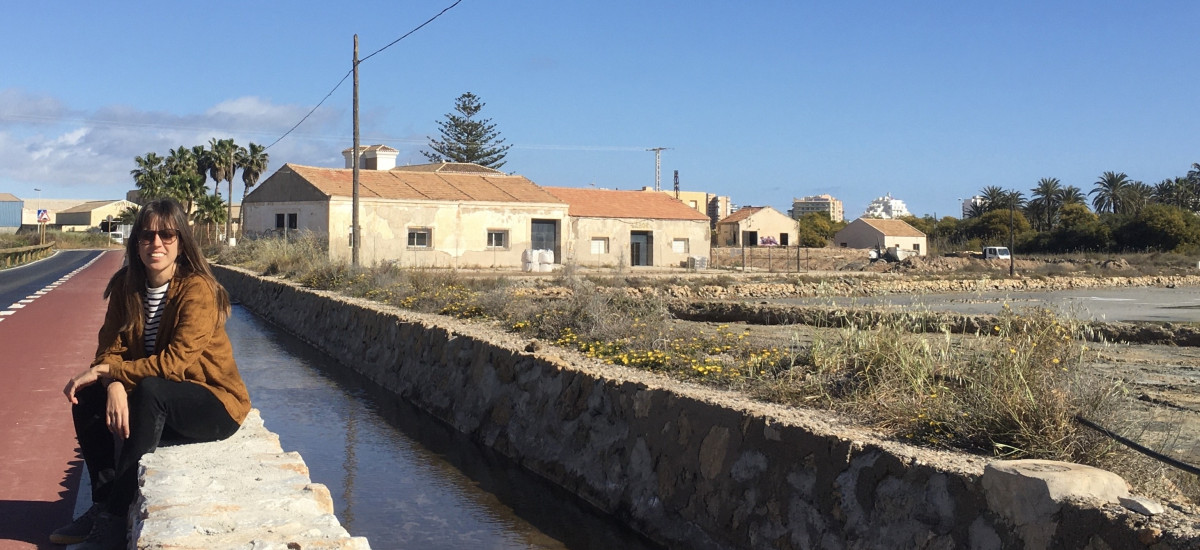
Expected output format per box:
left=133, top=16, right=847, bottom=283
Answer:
left=961, top=196, right=985, bottom=218
left=861, top=193, right=911, bottom=219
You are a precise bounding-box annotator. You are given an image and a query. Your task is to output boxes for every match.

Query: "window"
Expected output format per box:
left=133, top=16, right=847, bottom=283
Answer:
left=590, top=237, right=609, bottom=254
left=780, top=233, right=789, bottom=246
left=276, top=213, right=298, bottom=230
left=407, top=228, right=431, bottom=248
left=689, top=200, right=698, bottom=208
left=487, top=229, right=508, bottom=249
left=672, top=238, right=689, bottom=253
left=913, top=243, right=920, bottom=252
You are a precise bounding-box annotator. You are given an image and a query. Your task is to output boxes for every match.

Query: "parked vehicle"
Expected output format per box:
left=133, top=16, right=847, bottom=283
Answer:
left=983, top=246, right=1011, bottom=260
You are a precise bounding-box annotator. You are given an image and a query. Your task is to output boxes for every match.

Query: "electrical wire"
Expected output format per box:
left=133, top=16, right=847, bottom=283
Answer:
left=264, top=0, right=463, bottom=151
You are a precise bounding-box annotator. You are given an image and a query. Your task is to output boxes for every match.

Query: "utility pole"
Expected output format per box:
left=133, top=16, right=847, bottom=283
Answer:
left=673, top=170, right=680, bottom=199
left=352, top=34, right=360, bottom=267
left=647, top=147, right=671, bottom=191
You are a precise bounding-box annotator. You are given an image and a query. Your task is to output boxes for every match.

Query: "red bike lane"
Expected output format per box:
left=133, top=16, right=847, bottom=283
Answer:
left=0, top=251, right=122, bottom=550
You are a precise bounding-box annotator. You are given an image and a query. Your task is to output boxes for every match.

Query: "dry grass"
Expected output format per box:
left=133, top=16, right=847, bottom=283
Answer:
left=215, top=235, right=1196, bottom=503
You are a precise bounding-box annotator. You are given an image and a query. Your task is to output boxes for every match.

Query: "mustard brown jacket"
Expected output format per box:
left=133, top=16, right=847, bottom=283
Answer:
left=91, top=271, right=251, bottom=424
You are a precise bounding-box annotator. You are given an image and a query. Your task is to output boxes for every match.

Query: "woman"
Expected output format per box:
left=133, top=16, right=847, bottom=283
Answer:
left=54, top=198, right=251, bottom=549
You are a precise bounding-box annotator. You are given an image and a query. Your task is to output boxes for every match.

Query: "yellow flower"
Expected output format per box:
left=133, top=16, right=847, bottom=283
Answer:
left=1009, top=348, right=1017, bottom=354
left=993, top=326, right=1001, bottom=332
left=1052, top=358, right=1060, bottom=364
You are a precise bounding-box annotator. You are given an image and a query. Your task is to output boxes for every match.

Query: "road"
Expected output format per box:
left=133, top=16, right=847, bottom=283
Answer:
left=0, top=250, right=122, bottom=550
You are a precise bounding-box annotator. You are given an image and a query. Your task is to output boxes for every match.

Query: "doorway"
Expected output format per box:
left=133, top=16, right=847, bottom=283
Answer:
left=630, top=231, right=653, bottom=266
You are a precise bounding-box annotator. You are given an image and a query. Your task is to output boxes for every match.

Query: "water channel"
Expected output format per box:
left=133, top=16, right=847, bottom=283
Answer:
left=229, top=306, right=661, bottom=550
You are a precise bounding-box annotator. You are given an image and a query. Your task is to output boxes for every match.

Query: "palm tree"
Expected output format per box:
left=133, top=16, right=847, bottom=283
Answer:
left=1090, top=171, right=1130, bottom=214
left=192, top=193, right=228, bottom=246
left=164, top=146, right=206, bottom=214
left=166, top=172, right=208, bottom=215
left=1118, top=181, right=1152, bottom=215
left=1059, top=185, right=1087, bottom=207
left=206, top=138, right=238, bottom=241
left=235, top=142, right=269, bottom=237
left=192, top=144, right=213, bottom=191
left=131, top=152, right=166, bottom=203
left=116, top=205, right=140, bottom=225
left=1028, top=177, right=1063, bottom=231
left=978, top=186, right=1008, bottom=213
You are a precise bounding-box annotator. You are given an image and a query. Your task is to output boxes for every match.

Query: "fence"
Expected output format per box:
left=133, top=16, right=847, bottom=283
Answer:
left=708, top=245, right=863, bottom=272
left=0, top=242, right=54, bottom=268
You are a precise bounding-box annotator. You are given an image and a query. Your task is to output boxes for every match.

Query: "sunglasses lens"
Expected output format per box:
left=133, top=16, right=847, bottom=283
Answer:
left=139, top=229, right=179, bottom=243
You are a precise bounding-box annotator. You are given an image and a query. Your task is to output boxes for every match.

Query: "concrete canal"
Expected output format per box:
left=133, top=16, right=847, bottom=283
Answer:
left=229, top=306, right=660, bottom=550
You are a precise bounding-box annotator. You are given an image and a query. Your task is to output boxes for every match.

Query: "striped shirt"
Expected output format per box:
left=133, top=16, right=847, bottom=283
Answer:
left=144, top=282, right=169, bottom=355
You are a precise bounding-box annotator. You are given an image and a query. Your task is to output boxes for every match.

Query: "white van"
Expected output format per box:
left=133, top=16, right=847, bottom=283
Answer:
left=983, top=246, right=1011, bottom=260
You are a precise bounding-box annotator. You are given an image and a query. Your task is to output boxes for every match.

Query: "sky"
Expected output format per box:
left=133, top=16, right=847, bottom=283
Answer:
left=3, top=1, right=1200, bottom=220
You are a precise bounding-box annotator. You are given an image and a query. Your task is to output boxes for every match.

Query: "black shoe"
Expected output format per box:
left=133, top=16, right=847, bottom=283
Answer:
left=74, top=511, right=127, bottom=550
left=48, top=503, right=100, bottom=545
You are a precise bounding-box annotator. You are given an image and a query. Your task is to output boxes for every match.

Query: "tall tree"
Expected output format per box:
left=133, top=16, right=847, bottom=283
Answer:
left=192, top=193, right=228, bottom=246
left=1059, top=185, right=1087, bottom=207
left=1090, top=171, right=1130, bottom=214
left=131, top=152, right=166, bottom=203
left=235, top=142, right=269, bottom=237
left=422, top=92, right=511, bottom=169
left=978, top=186, right=1009, bottom=213
left=164, top=146, right=206, bottom=214
left=207, top=138, right=238, bottom=241
left=1028, top=177, right=1063, bottom=231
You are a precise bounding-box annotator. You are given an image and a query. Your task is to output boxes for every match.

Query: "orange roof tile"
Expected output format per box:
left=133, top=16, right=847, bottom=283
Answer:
left=857, top=218, right=926, bottom=237
left=716, top=206, right=765, bottom=225
left=286, top=164, right=563, bottom=204
left=542, top=187, right=710, bottom=221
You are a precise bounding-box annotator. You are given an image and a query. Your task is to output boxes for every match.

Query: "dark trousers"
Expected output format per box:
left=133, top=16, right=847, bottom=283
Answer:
left=72, top=377, right=240, bottom=515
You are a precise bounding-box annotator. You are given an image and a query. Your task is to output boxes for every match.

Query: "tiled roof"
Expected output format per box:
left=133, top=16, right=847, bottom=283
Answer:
left=0, top=193, right=19, bottom=202
left=542, top=187, right=710, bottom=221
left=857, top=218, right=926, bottom=237
left=716, top=206, right=765, bottom=225
left=391, top=162, right=505, bottom=174
left=286, top=164, right=563, bottom=204
left=340, top=144, right=399, bottom=153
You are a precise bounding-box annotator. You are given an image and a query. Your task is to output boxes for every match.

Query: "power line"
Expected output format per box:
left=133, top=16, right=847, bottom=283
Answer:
left=264, top=0, right=463, bottom=151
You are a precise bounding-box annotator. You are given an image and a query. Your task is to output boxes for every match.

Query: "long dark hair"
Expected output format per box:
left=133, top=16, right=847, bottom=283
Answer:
left=103, top=198, right=231, bottom=333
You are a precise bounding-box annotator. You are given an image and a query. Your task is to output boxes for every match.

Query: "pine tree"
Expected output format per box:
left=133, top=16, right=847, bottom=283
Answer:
left=422, top=92, right=511, bottom=169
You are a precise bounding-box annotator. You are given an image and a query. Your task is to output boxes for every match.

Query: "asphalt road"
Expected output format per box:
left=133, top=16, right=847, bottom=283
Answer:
left=775, top=286, right=1200, bottom=323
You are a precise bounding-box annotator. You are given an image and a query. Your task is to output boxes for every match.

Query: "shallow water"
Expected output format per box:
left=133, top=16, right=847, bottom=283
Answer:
left=229, top=306, right=660, bottom=550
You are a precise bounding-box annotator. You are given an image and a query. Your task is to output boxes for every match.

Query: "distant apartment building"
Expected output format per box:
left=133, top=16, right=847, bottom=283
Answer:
left=862, top=193, right=911, bottom=219
left=789, top=194, right=844, bottom=222
left=961, top=196, right=985, bottom=218
left=640, top=187, right=731, bottom=228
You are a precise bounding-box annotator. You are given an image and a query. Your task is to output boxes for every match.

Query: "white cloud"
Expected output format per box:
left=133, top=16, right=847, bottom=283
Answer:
left=0, top=89, right=349, bottom=200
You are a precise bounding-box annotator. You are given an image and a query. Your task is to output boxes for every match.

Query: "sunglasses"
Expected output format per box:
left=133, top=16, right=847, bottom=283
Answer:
left=137, top=229, right=180, bottom=244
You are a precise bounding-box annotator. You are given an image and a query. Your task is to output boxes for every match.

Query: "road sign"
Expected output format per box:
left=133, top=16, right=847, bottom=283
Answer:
left=37, top=209, right=49, bottom=223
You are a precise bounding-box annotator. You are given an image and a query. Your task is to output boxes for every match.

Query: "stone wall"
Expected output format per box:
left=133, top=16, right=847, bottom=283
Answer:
left=214, top=265, right=1199, bottom=549
left=134, top=410, right=370, bottom=549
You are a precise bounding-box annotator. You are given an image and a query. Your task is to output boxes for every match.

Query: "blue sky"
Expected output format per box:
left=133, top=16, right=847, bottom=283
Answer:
left=2, top=1, right=1199, bottom=219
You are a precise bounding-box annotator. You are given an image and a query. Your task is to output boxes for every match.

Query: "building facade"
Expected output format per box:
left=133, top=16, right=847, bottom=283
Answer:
left=790, top=194, right=844, bottom=222
left=833, top=218, right=927, bottom=256
left=548, top=187, right=711, bottom=268
left=243, top=162, right=569, bottom=268
left=861, top=193, right=911, bottom=219
left=715, top=206, right=798, bottom=247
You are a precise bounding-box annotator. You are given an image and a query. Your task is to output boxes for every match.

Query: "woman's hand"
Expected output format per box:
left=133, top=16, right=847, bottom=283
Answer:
left=106, top=382, right=130, bottom=439
left=63, top=365, right=110, bottom=404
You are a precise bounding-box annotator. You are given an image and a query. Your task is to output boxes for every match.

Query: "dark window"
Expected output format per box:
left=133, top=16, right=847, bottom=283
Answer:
left=287, top=213, right=298, bottom=229
left=487, top=230, right=508, bottom=248
left=408, top=228, right=431, bottom=247
left=275, top=214, right=285, bottom=229
left=780, top=233, right=789, bottom=246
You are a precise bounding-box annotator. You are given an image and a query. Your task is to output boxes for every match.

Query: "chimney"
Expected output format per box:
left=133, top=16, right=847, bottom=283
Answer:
left=341, top=145, right=399, bottom=170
